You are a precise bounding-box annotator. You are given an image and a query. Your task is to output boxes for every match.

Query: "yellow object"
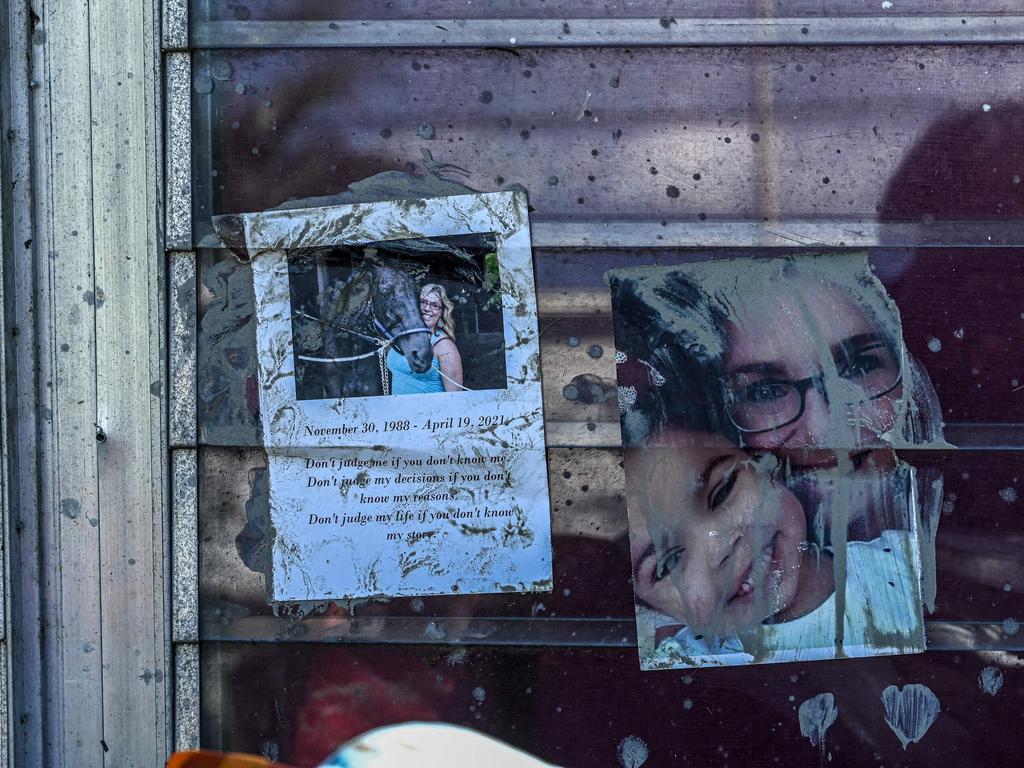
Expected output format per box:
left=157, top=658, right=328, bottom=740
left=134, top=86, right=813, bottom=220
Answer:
left=166, top=750, right=293, bottom=768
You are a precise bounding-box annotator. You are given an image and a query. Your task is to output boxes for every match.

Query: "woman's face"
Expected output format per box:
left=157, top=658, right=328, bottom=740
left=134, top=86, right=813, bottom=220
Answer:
left=420, top=291, right=443, bottom=330
left=723, top=275, right=905, bottom=471
left=628, top=431, right=807, bottom=635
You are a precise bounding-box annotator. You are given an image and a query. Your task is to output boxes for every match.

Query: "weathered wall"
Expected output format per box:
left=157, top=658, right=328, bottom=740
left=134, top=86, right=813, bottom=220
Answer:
left=1, top=1, right=169, bottom=766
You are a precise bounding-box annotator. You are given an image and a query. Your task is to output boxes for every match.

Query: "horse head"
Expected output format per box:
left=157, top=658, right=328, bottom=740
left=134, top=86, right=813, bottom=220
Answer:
left=364, top=259, right=433, bottom=374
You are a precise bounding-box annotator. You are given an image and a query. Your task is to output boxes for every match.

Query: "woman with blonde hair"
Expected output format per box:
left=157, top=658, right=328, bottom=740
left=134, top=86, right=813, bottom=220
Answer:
left=386, top=283, right=465, bottom=394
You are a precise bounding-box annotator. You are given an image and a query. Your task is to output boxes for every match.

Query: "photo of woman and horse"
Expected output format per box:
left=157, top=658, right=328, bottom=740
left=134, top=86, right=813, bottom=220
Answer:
left=287, top=232, right=508, bottom=401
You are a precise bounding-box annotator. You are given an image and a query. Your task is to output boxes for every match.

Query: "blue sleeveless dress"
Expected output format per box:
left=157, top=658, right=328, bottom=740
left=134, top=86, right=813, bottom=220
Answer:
left=386, top=330, right=446, bottom=395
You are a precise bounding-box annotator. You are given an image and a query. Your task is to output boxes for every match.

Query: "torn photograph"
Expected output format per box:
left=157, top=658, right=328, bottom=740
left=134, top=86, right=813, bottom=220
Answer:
left=214, top=192, right=552, bottom=602
left=607, top=254, right=945, bottom=669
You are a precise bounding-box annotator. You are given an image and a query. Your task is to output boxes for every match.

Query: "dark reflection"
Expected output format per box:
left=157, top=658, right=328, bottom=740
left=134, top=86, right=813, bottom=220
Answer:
left=202, top=642, right=1023, bottom=767
left=877, top=102, right=1024, bottom=422
left=875, top=101, right=1024, bottom=615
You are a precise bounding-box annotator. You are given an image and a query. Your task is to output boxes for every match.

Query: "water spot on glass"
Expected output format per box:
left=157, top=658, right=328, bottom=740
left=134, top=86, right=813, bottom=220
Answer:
left=926, top=336, right=942, bottom=353
left=211, top=61, right=233, bottom=81
left=192, top=74, right=214, bottom=95
left=416, top=123, right=435, bottom=140
left=1002, top=617, right=1019, bottom=636
left=617, top=736, right=649, bottom=767
left=798, top=693, right=838, bottom=751
left=978, top=667, right=1004, bottom=695
left=881, top=684, right=940, bottom=750
left=999, top=487, right=1017, bottom=503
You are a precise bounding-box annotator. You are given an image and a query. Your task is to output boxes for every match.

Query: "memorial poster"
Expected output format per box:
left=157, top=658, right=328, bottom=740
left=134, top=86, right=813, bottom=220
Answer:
left=227, top=192, right=551, bottom=601
left=607, top=254, right=942, bottom=669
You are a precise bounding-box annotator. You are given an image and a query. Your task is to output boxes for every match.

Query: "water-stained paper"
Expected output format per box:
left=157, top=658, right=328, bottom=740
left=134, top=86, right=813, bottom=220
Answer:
left=607, top=254, right=944, bottom=669
left=217, top=192, right=551, bottom=601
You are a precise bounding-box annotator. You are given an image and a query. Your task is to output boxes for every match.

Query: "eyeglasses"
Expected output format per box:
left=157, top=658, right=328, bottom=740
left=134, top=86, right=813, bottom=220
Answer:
left=725, top=341, right=902, bottom=435
left=420, top=299, right=442, bottom=311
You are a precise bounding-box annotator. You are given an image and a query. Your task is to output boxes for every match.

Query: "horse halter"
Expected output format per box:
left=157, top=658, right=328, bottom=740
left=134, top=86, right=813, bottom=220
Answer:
left=296, top=268, right=430, bottom=364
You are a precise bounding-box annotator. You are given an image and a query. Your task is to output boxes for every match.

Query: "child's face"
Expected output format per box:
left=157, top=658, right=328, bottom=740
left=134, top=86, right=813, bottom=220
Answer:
left=724, top=275, right=904, bottom=471
left=628, top=432, right=808, bottom=635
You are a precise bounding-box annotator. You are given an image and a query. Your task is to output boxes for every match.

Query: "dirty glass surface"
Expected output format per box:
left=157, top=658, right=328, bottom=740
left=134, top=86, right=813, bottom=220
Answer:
left=187, top=18, right=1024, bottom=768
left=192, top=46, right=1024, bottom=241
left=202, top=642, right=1021, bottom=766
left=196, top=1, right=1022, bottom=22
left=202, top=447, right=1021, bottom=628
left=199, top=247, right=1024, bottom=442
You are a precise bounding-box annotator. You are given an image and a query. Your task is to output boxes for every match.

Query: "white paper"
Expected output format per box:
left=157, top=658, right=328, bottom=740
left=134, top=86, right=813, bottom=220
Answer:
left=241, top=192, right=552, bottom=601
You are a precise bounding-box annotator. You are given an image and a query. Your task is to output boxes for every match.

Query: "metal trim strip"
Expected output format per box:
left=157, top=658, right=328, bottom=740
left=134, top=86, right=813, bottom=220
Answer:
left=192, top=16, right=1024, bottom=49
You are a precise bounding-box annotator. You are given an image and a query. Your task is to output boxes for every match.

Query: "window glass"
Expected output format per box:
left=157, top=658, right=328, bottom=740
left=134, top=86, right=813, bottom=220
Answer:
left=201, top=642, right=1019, bottom=766
left=192, top=46, right=1024, bottom=241
left=197, top=1, right=1021, bottom=22
left=186, top=10, right=1024, bottom=765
